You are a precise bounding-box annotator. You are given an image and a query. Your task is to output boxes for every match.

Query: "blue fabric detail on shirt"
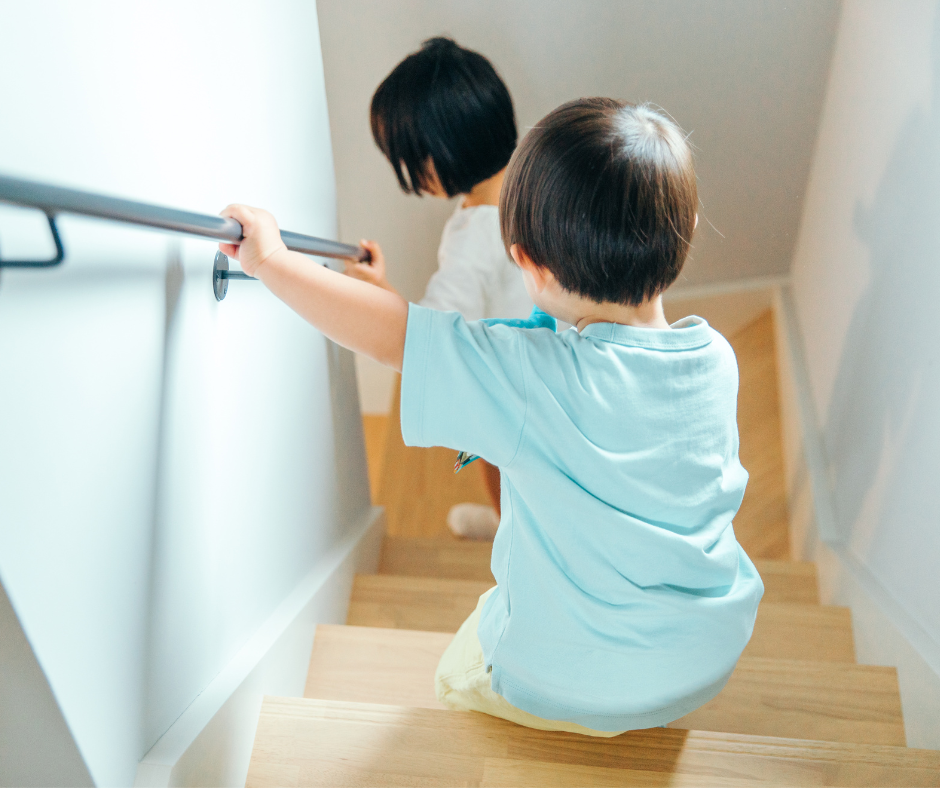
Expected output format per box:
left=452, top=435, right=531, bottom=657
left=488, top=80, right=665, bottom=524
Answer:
left=481, top=305, right=557, bottom=332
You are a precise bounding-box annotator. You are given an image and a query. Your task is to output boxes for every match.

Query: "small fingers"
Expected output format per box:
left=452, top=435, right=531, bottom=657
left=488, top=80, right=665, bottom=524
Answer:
left=220, top=203, right=252, bottom=223
left=221, top=204, right=263, bottom=243
left=345, top=263, right=375, bottom=282
left=360, top=239, right=383, bottom=265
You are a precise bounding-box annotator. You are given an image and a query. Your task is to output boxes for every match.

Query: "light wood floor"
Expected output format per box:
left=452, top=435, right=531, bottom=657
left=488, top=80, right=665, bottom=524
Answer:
left=249, top=697, right=940, bottom=788
left=368, top=379, right=491, bottom=538
left=305, top=624, right=904, bottom=746
left=366, top=309, right=791, bottom=559
left=730, top=310, right=790, bottom=559
left=361, top=414, right=389, bottom=502
left=345, top=574, right=858, bottom=663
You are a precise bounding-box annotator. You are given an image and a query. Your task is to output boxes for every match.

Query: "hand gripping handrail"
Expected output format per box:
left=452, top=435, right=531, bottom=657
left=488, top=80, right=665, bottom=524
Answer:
left=0, top=173, right=370, bottom=300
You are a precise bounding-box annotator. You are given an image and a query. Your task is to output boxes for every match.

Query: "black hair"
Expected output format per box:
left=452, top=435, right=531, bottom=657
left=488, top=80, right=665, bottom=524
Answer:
left=500, top=99, right=697, bottom=306
left=370, top=37, right=517, bottom=197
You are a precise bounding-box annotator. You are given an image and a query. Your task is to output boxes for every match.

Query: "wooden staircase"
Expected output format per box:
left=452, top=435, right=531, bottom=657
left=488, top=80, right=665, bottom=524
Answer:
left=246, top=312, right=940, bottom=785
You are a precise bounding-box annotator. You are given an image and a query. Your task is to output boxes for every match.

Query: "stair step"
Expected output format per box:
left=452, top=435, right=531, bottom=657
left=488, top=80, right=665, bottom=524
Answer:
left=347, top=574, right=491, bottom=632
left=756, top=559, right=821, bottom=604
left=304, top=624, right=450, bottom=709
left=247, top=697, right=940, bottom=787
left=378, top=537, right=820, bottom=604
left=305, top=624, right=903, bottom=746
left=747, top=601, right=854, bottom=661
left=379, top=536, right=495, bottom=582
left=347, top=574, right=855, bottom=662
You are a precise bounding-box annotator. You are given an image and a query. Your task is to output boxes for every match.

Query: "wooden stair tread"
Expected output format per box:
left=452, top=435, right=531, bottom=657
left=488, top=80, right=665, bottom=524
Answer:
left=347, top=574, right=854, bottom=662
left=305, top=624, right=903, bottom=746
left=756, top=559, right=821, bottom=604
left=247, top=697, right=940, bottom=787
left=379, top=536, right=496, bottom=582
left=304, top=624, right=451, bottom=708
left=378, top=537, right=820, bottom=604
left=347, top=573, right=490, bottom=632
left=748, top=601, right=854, bottom=661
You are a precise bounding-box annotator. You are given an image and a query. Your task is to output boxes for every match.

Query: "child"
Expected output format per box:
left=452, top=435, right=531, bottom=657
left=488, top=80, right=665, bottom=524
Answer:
left=345, top=36, right=530, bottom=540
left=219, top=98, right=763, bottom=734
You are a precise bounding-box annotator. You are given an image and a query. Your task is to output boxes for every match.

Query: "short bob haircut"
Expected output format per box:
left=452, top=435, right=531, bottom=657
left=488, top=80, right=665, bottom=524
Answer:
left=370, top=37, right=517, bottom=198
left=500, top=99, right=697, bottom=306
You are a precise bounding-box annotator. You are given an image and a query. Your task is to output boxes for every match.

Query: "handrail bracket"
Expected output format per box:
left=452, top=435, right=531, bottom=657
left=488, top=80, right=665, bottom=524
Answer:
left=0, top=213, right=65, bottom=268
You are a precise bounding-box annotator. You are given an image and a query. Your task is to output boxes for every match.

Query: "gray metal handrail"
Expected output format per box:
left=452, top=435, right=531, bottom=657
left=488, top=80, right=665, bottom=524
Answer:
left=0, top=173, right=370, bottom=264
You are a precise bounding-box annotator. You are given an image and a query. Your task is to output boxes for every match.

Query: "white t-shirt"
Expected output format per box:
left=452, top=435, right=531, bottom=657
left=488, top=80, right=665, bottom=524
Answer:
left=420, top=202, right=533, bottom=321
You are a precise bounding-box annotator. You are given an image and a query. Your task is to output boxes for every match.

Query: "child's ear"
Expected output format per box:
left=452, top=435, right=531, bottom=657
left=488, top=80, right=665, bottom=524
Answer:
left=510, top=244, right=553, bottom=293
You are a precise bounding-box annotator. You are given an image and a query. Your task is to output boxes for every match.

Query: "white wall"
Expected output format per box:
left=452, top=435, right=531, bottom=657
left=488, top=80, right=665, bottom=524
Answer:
left=0, top=578, right=94, bottom=787
left=134, top=507, right=383, bottom=788
left=0, top=2, right=372, bottom=785
left=317, top=0, right=840, bottom=411
left=787, top=0, right=940, bottom=746
left=317, top=0, right=841, bottom=296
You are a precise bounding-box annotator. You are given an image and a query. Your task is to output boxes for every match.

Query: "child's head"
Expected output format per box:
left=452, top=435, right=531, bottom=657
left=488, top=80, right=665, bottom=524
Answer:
left=501, top=99, right=697, bottom=307
left=370, top=37, right=516, bottom=198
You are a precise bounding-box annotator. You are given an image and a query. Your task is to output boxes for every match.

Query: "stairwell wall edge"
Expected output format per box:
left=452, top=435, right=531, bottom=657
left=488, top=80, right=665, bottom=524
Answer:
left=773, top=285, right=940, bottom=750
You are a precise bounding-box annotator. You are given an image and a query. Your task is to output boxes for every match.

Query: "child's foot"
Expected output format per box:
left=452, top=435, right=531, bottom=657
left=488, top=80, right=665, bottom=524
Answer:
left=447, top=503, right=499, bottom=540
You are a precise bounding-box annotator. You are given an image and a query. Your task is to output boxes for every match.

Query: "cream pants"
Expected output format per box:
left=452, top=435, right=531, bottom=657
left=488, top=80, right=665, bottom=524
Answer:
left=434, top=586, right=626, bottom=738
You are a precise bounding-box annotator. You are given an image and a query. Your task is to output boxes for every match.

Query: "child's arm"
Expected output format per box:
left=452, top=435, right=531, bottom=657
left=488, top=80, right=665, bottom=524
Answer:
left=219, top=204, right=409, bottom=371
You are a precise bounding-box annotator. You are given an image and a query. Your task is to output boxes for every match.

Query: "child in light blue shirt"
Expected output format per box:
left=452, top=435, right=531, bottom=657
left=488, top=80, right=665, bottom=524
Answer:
left=218, top=98, right=763, bottom=734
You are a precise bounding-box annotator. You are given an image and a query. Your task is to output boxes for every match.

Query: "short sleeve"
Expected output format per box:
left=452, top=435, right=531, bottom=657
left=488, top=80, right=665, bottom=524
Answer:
left=400, top=304, right=528, bottom=467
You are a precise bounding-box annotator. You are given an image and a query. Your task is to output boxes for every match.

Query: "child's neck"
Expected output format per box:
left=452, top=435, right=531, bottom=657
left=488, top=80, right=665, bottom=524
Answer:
left=515, top=248, right=672, bottom=331
left=538, top=288, right=670, bottom=331
left=463, top=168, right=505, bottom=208
left=571, top=295, right=670, bottom=332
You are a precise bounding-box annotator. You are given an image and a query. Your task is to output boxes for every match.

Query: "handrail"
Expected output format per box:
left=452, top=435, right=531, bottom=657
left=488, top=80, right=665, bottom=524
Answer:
left=0, top=174, right=370, bottom=263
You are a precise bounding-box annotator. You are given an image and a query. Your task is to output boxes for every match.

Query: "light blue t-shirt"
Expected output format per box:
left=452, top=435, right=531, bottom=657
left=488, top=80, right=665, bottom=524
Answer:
left=401, top=303, right=764, bottom=731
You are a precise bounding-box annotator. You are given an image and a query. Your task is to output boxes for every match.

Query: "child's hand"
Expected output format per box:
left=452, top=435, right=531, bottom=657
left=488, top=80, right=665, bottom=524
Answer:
left=219, top=204, right=287, bottom=277
left=344, top=239, right=396, bottom=292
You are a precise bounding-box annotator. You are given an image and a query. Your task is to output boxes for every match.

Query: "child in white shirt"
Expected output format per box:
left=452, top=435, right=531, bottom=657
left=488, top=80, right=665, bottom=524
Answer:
left=422, top=202, right=531, bottom=323
left=345, top=37, right=531, bottom=539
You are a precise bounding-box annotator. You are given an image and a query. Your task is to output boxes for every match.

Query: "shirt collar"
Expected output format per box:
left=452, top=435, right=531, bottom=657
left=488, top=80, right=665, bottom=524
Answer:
left=578, top=316, right=713, bottom=350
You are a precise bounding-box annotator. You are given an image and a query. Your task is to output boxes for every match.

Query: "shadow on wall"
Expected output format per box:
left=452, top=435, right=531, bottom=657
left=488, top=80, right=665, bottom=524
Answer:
left=822, top=7, right=940, bottom=636
left=140, top=241, right=184, bottom=753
